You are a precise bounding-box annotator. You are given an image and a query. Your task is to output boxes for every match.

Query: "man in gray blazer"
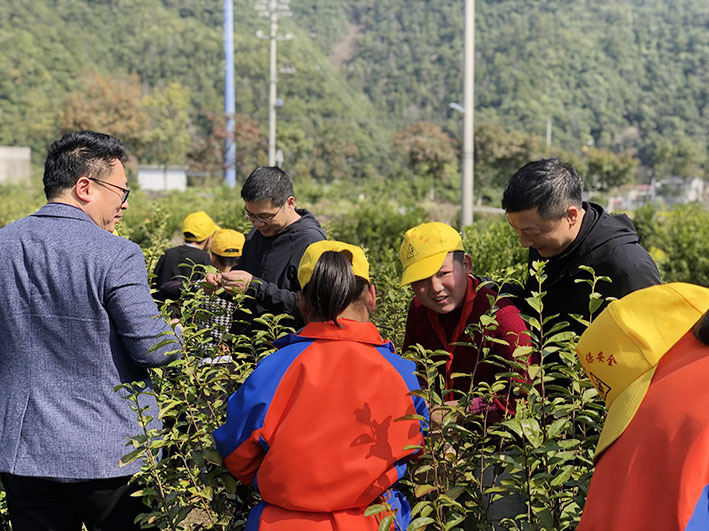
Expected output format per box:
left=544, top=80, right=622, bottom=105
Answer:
left=0, top=131, right=180, bottom=530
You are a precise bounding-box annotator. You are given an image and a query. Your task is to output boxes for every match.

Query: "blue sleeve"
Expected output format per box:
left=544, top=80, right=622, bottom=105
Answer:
left=105, top=243, right=182, bottom=367
left=685, top=484, right=709, bottom=531
left=213, top=340, right=312, bottom=459
left=376, top=344, right=430, bottom=431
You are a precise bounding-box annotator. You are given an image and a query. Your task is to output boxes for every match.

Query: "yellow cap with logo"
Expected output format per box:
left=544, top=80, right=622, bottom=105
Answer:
left=211, top=229, right=245, bottom=257
left=399, top=222, right=464, bottom=287
left=182, top=211, right=220, bottom=242
left=298, top=240, right=370, bottom=290
left=576, top=282, right=709, bottom=460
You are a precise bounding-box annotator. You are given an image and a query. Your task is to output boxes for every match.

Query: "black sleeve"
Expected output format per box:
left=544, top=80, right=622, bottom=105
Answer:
left=151, top=253, right=166, bottom=289
left=610, top=248, right=662, bottom=297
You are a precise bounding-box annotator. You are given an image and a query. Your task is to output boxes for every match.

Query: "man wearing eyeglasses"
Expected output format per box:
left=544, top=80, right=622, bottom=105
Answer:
left=0, top=131, right=180, bottom=530
left=209, top=166, right=325, bottom=330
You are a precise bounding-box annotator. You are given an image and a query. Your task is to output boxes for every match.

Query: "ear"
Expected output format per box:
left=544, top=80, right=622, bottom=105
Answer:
left=365, top=283, right=376, bottom=315
left=286, top=196, right=296, bottom=209
left=462, top=254, right=473, bottom=275
left=565, top=205, right=580, bottom=227
left=74, top=176, right=92, bottom=203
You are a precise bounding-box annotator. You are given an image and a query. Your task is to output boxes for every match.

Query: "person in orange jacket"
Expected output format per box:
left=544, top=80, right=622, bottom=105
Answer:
left=213, top=240, right=428, bottom=530
left=575, top=282, right=709, bottom=531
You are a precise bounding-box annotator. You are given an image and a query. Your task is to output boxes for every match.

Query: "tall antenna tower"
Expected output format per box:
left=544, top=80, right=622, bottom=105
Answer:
left=255, top=0, right=292, bottom=167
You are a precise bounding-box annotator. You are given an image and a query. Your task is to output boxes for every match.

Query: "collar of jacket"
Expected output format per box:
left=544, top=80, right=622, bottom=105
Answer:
left=273, top=319, right=393, bottom=350
left=34, top=202, right=95, bottom=223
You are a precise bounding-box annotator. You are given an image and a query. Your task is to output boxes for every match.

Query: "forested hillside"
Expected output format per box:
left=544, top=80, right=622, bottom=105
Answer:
left=342, top=0, right=707, bottom=166
left=1, top=0, right=706, bottom=193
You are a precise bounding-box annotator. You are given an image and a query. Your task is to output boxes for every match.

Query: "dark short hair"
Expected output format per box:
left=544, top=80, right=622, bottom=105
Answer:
left=501, top=158, right=582, bottom=220
left=240, top=166, right=294, bottom=206
left=43, top=131, right=127, bottom=200
left=212, top=254, right=240, bottom=270
left=302, top=251, right=369, bottom=324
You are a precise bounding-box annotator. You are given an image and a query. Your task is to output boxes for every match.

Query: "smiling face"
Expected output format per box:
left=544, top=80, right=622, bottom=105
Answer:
left=243, top=196, right=298, bottom=237
left=506, top=206, right=582, bottom=258
left=410, top=252, right=472, bottom=314
left=83, top=159, right=129, bottom=232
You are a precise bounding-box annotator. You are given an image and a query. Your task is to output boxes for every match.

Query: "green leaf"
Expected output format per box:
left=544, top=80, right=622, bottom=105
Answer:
left=364, top=504, right=387, bottom=517
left=202, top=448, right=223, bottom=465
left=415, top=484, right=437, bottom=497
left=520, top=417, right=543, bottom=448
left=378, top=515, right=393, bottom=531
left=119, top=447, right=143, bottom=467
left=444, top=485, right=465, bottom=500
left=408, top=516, right=436, bottom=529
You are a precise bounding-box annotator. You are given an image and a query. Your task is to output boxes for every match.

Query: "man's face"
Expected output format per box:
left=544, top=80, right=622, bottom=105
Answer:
left=85, top=160, right=129, bottom=232
left=506, top=207, right=579, bottom=258
left=243, top=197, right=294, bottom=237
left=411, top=253, right=471, bottom=314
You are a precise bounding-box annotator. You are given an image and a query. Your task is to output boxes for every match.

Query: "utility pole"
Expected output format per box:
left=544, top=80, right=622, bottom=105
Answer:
left=256, top=0, right=291, bottom=167
left=223, top=0, right=236, bottom=187
left=461, top=0, right=475, bottom=227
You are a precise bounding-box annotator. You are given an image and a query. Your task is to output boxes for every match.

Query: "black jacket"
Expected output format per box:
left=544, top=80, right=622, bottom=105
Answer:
left=152, top=244, right=211, bottom=291
left=234, top=209, right=326, bottom=330
left=521, top=202, right=661, bottom=335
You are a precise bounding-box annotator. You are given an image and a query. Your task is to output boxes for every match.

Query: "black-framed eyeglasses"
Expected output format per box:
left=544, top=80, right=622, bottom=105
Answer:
left=89, top=178, right=130, bottom=204
left=243, top=202, right=284, bottom=223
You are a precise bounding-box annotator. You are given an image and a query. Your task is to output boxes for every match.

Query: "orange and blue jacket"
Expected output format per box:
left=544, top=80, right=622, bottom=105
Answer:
left=213, top=319, right=428, bottom=530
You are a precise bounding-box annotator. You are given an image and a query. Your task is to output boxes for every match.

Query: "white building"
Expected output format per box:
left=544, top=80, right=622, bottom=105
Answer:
left=607, top=177, right=706, bottom=211
left=0, top=147, right=31, bottom=184
left=137, top=165, right=187, bottom=192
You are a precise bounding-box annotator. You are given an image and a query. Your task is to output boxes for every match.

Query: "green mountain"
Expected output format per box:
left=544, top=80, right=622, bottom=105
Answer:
left=0, top=0, right=706, bottom=186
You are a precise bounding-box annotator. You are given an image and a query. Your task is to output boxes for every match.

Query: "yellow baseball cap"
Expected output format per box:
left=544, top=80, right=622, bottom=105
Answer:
left=576, top=282, right=709, bottom=461
left=399, top=222, right=464, bottom=286
left=211, top=229, right=245, bottom=257
left=182, top=211, right=220, bottom=242
left=298, top=240, right=370, bottom=290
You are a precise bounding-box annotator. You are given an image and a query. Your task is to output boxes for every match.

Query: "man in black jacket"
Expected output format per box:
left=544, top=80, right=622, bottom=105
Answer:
left=502, top=158, right=661, bottom=334
left=210, top=166, right=325, bottom=331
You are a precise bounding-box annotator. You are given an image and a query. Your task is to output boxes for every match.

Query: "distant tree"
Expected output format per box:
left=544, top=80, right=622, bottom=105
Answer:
left=139, top=82, right=192, bottom=167
left=188, top=111, right=267, bottom=182
left=584, top=147, right=638, bottom=192
left=393, top=121, right=456, bottom=181
left=312, top=122, right=359, bottom=181
left=475, top=122, right=545, bottom=202
left=653, top=135, right=706, bottom=179
left=58, top=72, right=149, bottom=153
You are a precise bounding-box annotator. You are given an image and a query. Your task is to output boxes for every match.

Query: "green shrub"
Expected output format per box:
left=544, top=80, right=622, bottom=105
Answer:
left=328, top=200, right=428, bottom=259
left=639, top=203, right=709, bottom=285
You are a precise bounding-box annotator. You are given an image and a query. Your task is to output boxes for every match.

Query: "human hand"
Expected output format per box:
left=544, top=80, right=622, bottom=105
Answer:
left=430, top=399, right=460, bottom=427
left=204, top=272, right=221, bottom=289
left=219, top=269, right=253, bottom=291
left=468, top=396, right=503, bottom=423
left=468, top=397, right=489, bottom=415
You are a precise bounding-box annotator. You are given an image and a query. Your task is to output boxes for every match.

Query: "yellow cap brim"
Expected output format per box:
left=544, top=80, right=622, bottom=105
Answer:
left=400, top=250, right=448, bottom=287
left=595, top=366, right=656, bottom=462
